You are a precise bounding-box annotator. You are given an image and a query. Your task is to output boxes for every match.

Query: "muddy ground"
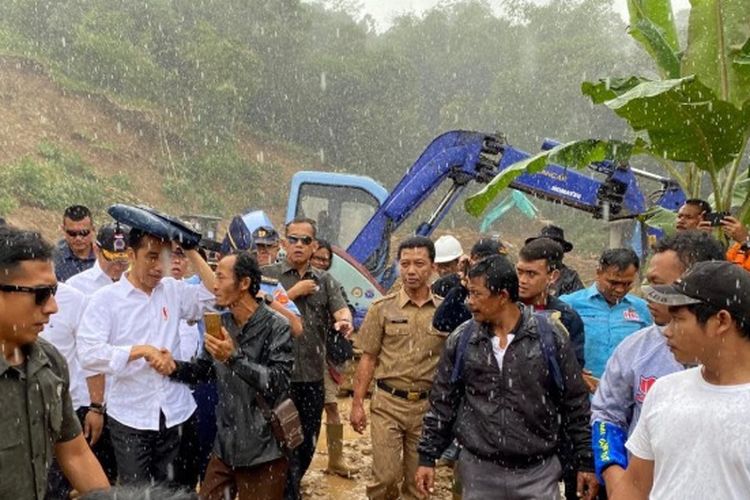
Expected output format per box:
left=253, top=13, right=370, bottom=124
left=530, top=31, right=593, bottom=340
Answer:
left=302, top=397, right=455, bottom=500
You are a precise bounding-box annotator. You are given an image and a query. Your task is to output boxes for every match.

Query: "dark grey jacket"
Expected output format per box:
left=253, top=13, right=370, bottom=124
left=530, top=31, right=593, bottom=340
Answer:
left=417, top=306, right=593, bottom=471
left=171, top=305, right=293, bottom=468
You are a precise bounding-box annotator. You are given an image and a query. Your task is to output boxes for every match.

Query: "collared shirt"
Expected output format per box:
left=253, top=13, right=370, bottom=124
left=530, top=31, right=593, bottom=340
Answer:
left=77, top=276, right=214, bottom=430
left=66, top=259, right=114, bottom=296
left=357, top=289, right=444, bottom=392
left=54, top=239, right=96, bottom=282
left=0, top=339, right=82, bottom=500
left=560, top=284, right=652, bottom=378
left=39, top=283, right=92, bottom=409
left=263, top=261, right=348, bottom=383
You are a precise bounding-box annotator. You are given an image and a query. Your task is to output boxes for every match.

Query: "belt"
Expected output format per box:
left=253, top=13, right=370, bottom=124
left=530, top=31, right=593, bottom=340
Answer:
left=376, top=380, right=429, bottom=401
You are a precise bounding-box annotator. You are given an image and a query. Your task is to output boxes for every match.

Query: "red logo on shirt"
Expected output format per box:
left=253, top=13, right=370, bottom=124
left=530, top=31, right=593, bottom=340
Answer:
left=162, top=306, right=168, bottom=320
left=623, top=308, right=641, bottom=322
left=636, top=375, right=657, bottom=403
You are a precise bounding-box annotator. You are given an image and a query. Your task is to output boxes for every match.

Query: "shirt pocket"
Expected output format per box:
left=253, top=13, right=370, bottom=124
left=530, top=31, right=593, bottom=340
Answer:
left=384, top=317, right=410, bottom=336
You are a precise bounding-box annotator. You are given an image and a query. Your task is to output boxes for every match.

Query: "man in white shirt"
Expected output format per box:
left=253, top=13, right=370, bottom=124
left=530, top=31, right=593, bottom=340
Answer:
left=42, top=283, right=118, bottom=498
left=78, top=227, right=216, bottom=486
left=64, top=223, right=130, bottom=489
left=612, top=261, right=750, bottom=499
left=67, top=223, right=130, bottom=295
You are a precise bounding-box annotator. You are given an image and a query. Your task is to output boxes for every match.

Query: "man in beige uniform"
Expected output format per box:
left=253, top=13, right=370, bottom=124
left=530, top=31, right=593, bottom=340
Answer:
left=351, top=236, right=446, bottom=500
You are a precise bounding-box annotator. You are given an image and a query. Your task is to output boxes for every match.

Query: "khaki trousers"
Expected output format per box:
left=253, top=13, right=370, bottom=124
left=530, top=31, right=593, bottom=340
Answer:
left=367, top=390, right=430, bottom=500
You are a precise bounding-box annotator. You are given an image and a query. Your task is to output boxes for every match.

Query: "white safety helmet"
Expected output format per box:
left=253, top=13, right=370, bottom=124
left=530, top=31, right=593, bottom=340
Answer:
left=434, top=235, right=463, bottom=264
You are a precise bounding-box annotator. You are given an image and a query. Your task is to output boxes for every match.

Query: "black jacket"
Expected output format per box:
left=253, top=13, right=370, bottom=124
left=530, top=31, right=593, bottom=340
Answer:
left=434, top=290, right=585, bottom=368
left=170, top=305, right=293, bottom=468
left=552, top=264, right=584, bottom=297
left=417, top=306, right=593, bottom=471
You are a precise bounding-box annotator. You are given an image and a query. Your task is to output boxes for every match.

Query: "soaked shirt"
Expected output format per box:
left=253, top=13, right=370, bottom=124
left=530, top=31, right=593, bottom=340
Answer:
left=0, top=339, right=82, bottom=499
left=357, top=289, right=444, bottom=392
left=262, top=262, right=347, bottom=383
left=561, top=284, right=652, bottom=378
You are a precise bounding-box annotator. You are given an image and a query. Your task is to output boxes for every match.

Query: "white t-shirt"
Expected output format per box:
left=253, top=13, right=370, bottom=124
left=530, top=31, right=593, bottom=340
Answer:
left=490, top=334, right=514, bottom=372
left=626, top=367, right=750, bottom=499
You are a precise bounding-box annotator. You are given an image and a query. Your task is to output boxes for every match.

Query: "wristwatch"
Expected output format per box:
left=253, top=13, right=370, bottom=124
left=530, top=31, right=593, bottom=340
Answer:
left=263, top=293, right=274, bottom=305
left=89, top=402, right=106, bottom=415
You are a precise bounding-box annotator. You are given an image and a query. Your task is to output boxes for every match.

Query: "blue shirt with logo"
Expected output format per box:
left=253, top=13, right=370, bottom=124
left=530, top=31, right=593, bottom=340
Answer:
left=560, top=284, right=652, bottom=378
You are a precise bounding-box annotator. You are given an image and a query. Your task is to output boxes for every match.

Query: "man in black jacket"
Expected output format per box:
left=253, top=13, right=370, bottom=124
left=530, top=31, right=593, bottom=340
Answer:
left=415, top=256, right=597, bottom=500
left=517, top=238, right=587, bottom=500
left=168, top=251, right=294, bottom=500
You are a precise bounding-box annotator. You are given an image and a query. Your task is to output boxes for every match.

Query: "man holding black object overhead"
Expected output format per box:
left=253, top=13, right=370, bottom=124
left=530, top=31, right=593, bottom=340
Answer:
left=77, top=205, right=216, bottom=488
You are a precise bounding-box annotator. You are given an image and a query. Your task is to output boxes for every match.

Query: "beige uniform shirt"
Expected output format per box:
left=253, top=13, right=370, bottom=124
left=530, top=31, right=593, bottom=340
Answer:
left=357, top=289, right=445, bottom=392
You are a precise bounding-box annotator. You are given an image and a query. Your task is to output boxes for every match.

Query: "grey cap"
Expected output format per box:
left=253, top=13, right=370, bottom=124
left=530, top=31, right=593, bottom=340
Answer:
left=642, top=261, right=750, bottom=324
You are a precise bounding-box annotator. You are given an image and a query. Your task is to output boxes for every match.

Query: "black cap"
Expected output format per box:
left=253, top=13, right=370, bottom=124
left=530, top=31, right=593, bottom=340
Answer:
left=644, top=261, right=750, bottom=324
left=470, top=238, right=506, bottom=259
left=252, top=225, right=279, bottom=245
left=96, top=223, right=130, bottom=254
left=525, top=225, right=573, bottom=252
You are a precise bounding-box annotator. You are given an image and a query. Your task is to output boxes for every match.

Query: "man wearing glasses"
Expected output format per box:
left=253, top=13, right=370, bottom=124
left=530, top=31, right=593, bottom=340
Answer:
left=54, top=205, right=97, bottom=282
left=0, top=225, right=109, bottom=499
left=262, top=217, right=352, bottom=500
left=67, top=223, right=130, bottom=295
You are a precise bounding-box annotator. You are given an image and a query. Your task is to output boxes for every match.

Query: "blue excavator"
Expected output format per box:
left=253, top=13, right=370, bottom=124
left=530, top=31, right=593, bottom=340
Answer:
left=280, top=130, right=685, bottom=318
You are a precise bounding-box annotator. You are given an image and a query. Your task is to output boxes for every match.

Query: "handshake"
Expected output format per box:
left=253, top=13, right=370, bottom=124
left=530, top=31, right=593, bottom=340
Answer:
left=134, top=345, right=176, bottom=376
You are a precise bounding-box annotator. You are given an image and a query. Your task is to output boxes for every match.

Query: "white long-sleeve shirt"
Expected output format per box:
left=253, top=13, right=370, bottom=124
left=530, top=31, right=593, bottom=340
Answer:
left=77, top=275, right=214, bottom=430
left=40, top=283, right=91, bottom=409
left=66, top=260, right=114, bottom=296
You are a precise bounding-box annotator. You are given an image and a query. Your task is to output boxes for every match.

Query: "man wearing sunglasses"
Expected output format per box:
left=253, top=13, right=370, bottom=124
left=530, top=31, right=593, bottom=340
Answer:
left=0, top=225, right=109, bottom=499
left=262, top=217, right=352, bottom=500
left=54, top=205, right=97, bottom=282
left=67, top=224, right=131, bottom=295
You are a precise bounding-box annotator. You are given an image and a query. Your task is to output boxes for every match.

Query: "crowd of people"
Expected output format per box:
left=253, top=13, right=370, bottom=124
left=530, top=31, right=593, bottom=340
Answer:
left=0, top=197, right=749, bottom=500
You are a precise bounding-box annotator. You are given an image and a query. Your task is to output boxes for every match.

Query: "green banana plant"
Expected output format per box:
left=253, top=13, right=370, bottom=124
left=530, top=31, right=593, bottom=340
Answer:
left=466, top=0, right=750, bottom=224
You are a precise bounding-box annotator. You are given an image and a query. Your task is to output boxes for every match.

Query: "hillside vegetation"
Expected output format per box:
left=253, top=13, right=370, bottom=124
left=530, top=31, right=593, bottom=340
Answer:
left=0, top=0, right=652, bottom=246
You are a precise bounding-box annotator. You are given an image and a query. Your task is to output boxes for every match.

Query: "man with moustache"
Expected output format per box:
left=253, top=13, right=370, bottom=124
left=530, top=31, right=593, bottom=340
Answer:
left=561, top=248, right=652, bottom=392
left=167, top=251, right=294, bottom=499
left=591, top=231, right=724, bottom=495
left=262, top=217, right=351, bottom=500
left=351, top=236, right=445, bottom=500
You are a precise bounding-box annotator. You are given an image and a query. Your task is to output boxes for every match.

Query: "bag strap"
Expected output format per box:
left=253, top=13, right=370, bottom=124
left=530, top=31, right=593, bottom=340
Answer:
left=533, top=312, right=565, bottom=395
left=255, top=392, right=275, bottom=422
left=450, top=321, right=478, bottom=384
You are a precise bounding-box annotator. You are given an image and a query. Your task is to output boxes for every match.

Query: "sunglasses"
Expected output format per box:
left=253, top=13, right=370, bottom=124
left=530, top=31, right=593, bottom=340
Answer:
left=0, top=284, right=58, bottom=305
left=287, top=235, right=314, bottom=246
left=65, top=229, right=91, bottom=238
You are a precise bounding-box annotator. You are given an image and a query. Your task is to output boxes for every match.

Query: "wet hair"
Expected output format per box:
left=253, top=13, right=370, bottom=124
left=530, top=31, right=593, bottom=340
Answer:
left=470, top=238, right=505, bottom=260
left=285, top=217, right=317, bottom=238
left=232, top=251, right=261, bottom=297
left=598, top=248, right=640, bottom=272
left=315, top=239, right=333, bottom=271
left=80, top=485, right=197, bottom=500
left=63, top=205, right=92, bottom=223
left=671, top=303, right=750, bottom=341
left=683, top=198, right=711, bottom=215
left=0, top=226, right=54, bottom=279
left=397, top=236, right=436, bottom=262
left=519, top=238, right=563, bottom=272
left=127, top=228, right=168, bottom=251
left=652, top=230, right=725, bottom=271
left=467, top=254, right=519, bottom=301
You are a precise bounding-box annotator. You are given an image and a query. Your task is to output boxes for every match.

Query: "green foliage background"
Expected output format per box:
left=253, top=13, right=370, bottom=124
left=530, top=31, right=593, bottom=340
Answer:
left=0, top=0, right=657, bottom=246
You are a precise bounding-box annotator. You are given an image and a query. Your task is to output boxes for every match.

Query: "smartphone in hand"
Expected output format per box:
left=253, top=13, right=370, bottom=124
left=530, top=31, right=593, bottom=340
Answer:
left=204, top=312, right=223, bottom=339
